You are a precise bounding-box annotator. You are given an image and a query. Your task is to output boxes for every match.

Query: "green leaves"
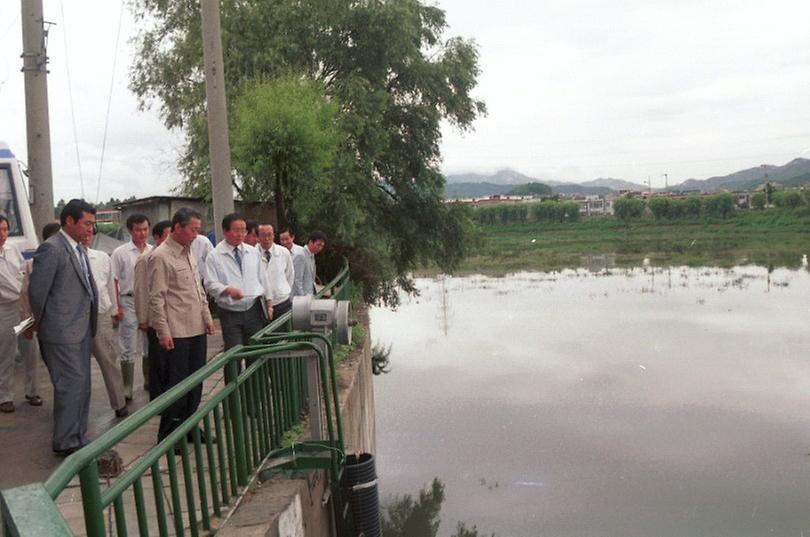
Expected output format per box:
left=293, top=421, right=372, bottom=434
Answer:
left=129, top=0, right=486, bottom=305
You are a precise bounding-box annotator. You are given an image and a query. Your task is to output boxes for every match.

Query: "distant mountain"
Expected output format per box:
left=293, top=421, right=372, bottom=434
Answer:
left=445, top=182, right=515, bottom=199
left=444, top=158, right=810, bottom=199
left=582, top=178, right=647, bottom=191
left=446, top=168, right=553, bottom=186
left=672, top=158, right=810, bottom=192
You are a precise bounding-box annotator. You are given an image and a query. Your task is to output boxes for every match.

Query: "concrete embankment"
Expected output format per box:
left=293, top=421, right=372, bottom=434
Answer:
left=218, top=308, right=376, bottom=537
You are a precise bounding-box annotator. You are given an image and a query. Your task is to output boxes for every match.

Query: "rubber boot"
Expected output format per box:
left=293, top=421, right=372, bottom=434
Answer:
left=121, top=362, right=135, bottom=401
left=142, top=355, right=150, bottom=392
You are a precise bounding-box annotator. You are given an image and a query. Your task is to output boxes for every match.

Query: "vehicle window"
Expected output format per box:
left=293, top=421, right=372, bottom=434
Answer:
left=0, top=164, right=23, bottom=236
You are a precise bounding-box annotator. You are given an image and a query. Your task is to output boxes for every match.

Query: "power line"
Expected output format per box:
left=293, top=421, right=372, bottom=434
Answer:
left=60, top=0, right=85, bottom=198
left=95, top=0, right=125, bottom=204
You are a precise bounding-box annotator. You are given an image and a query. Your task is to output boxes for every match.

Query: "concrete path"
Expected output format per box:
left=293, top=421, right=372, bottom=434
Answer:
left=0, top=323, right=227, bottom=536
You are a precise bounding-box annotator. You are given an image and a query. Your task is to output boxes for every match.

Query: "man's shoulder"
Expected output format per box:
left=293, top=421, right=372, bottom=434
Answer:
left=272, top=243, right=292, bottom=258
left=111, top=242, right=130, bottom=256
left=87, top=248, right=110, bottom=261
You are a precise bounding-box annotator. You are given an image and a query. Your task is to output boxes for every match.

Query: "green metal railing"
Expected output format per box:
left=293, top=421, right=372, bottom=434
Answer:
left=1, top=260, right=353, bottom=537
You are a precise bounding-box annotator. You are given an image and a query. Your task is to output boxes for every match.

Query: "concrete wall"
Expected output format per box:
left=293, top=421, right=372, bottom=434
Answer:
left=218, top=311, right=376, bottom=536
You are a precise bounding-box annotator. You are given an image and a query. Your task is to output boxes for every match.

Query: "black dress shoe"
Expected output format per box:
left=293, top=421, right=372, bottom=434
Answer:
left=53, top=446, right=79, bottom=457
left=25, top=394, right=43, bottom=406
left=115, top=406, right=129, bottom=418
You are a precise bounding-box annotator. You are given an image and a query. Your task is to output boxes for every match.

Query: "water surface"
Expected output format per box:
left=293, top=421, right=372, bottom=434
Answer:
left=371, top=265, right=810, bottom=537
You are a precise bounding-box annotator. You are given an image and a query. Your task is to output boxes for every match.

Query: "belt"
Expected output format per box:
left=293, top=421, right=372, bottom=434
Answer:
left=122, top=293, right=134, bottom=297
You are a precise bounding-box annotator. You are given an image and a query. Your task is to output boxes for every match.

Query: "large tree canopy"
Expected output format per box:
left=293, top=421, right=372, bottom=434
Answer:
left=130, top=0, right=486, bottom=304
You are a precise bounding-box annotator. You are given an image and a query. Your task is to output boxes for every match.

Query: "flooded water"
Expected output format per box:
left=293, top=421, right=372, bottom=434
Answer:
left=370, top=265, right=810, bottom=537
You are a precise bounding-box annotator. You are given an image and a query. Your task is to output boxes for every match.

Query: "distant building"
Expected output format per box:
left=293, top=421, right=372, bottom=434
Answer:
left=95, top=209, right=121, bottom=224
left=114, top=196, right=277, bottom=240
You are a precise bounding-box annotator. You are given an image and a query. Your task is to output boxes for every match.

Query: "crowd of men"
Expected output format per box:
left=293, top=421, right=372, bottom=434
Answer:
left=0, top=199, right=327, bottom=457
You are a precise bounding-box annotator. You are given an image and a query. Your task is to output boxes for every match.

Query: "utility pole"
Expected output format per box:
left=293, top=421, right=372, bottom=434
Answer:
left=200, top=0, right=234, bottom=241
left=21, top=0, right=55, bottom=234
left=662, top=173, right=668, bottom=190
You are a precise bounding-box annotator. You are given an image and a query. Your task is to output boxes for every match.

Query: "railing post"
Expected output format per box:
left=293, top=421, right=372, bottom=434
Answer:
left=225, top=357, right=249, bottom=486
left=78, top=463, right=106, bottom=537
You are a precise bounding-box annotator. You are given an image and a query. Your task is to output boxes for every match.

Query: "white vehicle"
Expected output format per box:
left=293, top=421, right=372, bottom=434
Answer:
left=0, top=142, right=39, bottom=258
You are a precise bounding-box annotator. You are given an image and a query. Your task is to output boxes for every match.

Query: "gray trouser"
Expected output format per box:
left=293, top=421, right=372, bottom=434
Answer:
left=118, top=296, right=146, bottom=363
left=40, top=333, right=93, bottom=451
left=0, top=300, right=40, bottom=403
left=92, top=310, right=126, bottom=410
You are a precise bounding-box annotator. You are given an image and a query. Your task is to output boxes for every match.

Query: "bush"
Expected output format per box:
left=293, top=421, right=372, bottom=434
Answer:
left=648, top=197, right=673, bottom=220
left=682, top=196, right=703, bottom=218
left=613, top=197, right=645, bottom=221
left=751, top=192, right=766, bottom=210
left=772, top=190, right=804, bottom=210
left=703, top=193, right=735, bottom=219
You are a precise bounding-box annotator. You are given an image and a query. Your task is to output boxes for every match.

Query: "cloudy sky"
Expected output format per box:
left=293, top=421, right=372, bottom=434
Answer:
left=1, top=0, right=809, bottom=202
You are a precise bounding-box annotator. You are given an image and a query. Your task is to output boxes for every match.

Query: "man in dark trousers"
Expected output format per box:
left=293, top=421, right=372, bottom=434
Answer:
left=29, top=199, right=99, bottom=456
left=148, top=208, right=214, bottom=445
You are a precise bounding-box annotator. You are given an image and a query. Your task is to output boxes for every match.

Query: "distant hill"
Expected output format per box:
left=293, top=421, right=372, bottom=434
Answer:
left=581, top=178, right=647, bottom=191
left=444, top=158, right=810, bottom=199
left=672, top=158, right=810, bottom=192
left=446, top=168, right=548, bottom=186
left=445, top=182, right=515, bottom=199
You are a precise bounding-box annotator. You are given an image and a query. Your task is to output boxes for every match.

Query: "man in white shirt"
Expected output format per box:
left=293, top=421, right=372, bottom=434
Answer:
left=279, top=227, right=305, bottom=258
left=111, top=214, right=152, bottom=399
left=82, top=232, right=128, bottom=418
left=256, top=223, right=294, bottom=321
left=204, top=213, right=271, bottom=353
left=291, top=230, right=327, bottom=297
left=191, top=233, right=214, bottom=274
left=0, top=215, right=41, bottom=412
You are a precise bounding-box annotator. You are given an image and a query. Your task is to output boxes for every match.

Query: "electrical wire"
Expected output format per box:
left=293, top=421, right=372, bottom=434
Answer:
left=95, top=0, right=125, bottom=204
left=59, top=0, right=85, bottom=198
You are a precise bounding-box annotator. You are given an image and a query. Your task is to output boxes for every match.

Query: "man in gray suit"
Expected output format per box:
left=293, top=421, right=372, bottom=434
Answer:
left=29, top=199, right=98, bottom=456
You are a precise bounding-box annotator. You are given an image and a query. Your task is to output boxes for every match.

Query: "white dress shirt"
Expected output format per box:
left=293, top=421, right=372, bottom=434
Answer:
left=0, top=242, right=24, bottom=304
left=192, top=234, right=214, bottom=272
left=257, top=242, right=293, bottom=305
left=204, top=240, right=271, bottom=311
left=111, top=241, right=152, bottom=296
left=87, top=248, right=118, bottom=314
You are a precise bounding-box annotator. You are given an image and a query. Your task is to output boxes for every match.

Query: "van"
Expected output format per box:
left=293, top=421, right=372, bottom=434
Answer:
left=0, top=142, right=39, bottom=258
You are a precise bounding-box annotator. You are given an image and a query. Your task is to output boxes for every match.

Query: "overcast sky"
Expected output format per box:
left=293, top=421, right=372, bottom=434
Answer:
left=2, top=0, right=809, bottom=202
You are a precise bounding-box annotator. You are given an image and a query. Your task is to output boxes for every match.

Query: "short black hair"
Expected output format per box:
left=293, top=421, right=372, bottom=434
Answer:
left=278, top=226, right=295, bottom=237
left=60, top=199, right=96, bottom=226
left=42, top=222, right=61, bottom=241
left=246, top=220, right=259, bottom=235
left=126, top=213, right=150, bottom=230
left=171, top=207, right=202, bottom=230
left=308, top=230, right=327, bottom=244
left=152, top=220, right=172, bottom=238
left=221, top=212, right=245, bottom=232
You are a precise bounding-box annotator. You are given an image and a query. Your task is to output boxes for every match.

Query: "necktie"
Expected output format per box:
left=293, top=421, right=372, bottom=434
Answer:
left=76, top=245, right=91, bottom=287
left=233, top=247, right=242, bottom=273
left=264, top=249, right=272, bottom=263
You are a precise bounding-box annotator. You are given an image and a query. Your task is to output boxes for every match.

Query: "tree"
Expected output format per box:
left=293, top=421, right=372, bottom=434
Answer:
left=647, top=197, right=672, bottom=220
left=751, top=191, right=766, bottom=210
left=130, top=0, right=486, bottom=305
left=703, top=193, right=735, bottom=218
left=231, top=75, right=342, bottom=231
left=772, top=190, right=803, bottom=210
left=613, top=196, right=645, bottom=222
left=508, top=182, right=552, bottom=196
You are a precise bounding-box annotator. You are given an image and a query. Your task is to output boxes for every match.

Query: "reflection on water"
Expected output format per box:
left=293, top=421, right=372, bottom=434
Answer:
left=372, top=265, right=810, bottom=537
left=382, top=478, right=494, bottom=537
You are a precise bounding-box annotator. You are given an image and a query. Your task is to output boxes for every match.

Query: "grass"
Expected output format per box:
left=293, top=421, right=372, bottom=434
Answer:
left=457, top=209, right=810, bottom=274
